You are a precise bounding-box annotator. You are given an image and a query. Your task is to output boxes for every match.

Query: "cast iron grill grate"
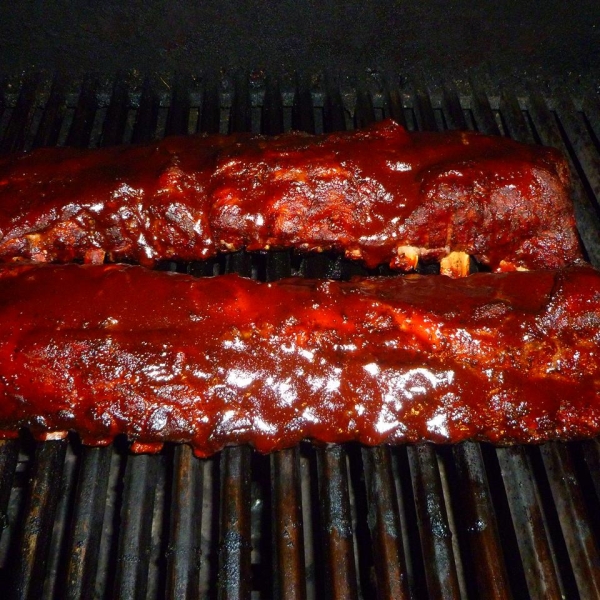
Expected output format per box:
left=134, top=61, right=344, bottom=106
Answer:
left=0, top=72, right=600, bottom=599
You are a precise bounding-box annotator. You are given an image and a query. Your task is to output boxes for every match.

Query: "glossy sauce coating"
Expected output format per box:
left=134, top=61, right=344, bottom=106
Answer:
left=0, top=120, right=581, bottom=271
left=0, top=263, right=598, bottom=456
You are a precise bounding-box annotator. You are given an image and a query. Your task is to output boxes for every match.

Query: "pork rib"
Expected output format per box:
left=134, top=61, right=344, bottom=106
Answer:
left=0, top=120, right=581, bottom=272
left=1, top=263, right=598, bottom=456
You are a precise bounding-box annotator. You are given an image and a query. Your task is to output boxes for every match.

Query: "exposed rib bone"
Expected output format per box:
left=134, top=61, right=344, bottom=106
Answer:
left=39, top=431, right=68, bottom=441
left=498, top=260, right=530, bottom=272
left=394, top=245, right=420, bottom=271
left=130, top=441, right=165, bottom=454
left=84, top=248, right=106, bottom=264
left=441, top=251, right=470, bottom=278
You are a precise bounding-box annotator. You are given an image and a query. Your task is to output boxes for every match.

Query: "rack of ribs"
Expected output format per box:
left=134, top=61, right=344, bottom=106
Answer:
left=1, top=263, right=598, bottom=456
left=0, top=120, right=582, bottom=276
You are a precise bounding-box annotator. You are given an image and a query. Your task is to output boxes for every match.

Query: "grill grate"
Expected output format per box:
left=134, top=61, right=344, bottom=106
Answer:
left=1, top=72, right=600, bottom=599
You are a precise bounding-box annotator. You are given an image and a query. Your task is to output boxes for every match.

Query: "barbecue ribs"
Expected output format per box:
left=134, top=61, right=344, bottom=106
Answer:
left=0, top=120, right=581, bottom=274
left=1, top=263, right=598, bottom=456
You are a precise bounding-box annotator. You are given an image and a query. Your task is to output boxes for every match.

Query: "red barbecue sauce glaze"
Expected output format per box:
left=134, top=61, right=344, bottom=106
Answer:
left=0, top=120, right=581, bottom=271
left=0, top=263, right=598, bottom=456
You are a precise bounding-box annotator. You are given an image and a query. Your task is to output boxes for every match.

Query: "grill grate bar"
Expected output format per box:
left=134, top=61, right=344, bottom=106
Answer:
left=450, top=443, right=512, bottom=599
left=218, top=446, right=252, bottom=600
left=262, top=77, right=284, bottom=136
left=0, top=74, right=40, bottom=154
left=186, top=75, right=222, bottom=278
left=581, top=439, right=600, bottom=505
left=362, top=447, right=410, bottom=599
left=498, top=91, right=535, bottom=144
left=229, top=74, right=252, bottom=135
left=65, top=75, right=99, bottom=149
left=384, top=86, right=407, bottom=127
left=0, top=75, right=39, bottom=154
left=100, top=75, right=130, bottom=147
left=165, top=444, right=204, bottom=600
left=407, top=445, right=460, bottom=599
left=44, top=444, right=80, bottom=597
left=63, top=447, right=113, bottom=600
left=556, top=91, right=600, bottom=200
left=581, top=93, right=600, bottom=152
left=413, top=83, right=438, bottom=133
left=271, top=448, right=307, bottom=599
left=496, top=446, right=563, bottom=599
left=292, top=81, right=316, bottom=137
left=317, top=445, right=358, bottom=600
left=113, top=453, right=161, bottom=599
left=553, top=94, right=600, bottom=214
left=32, top=75, right=67, bottom=149
left=323, top=81, right=346, bottom=134
left=9, top=441, right=68, bottom=600
left=0, top=441, right=18, bottom=536
left=441, top=83, right=468, bottom=130
left=166, top=74, right=193, bottom=138
left=539, top=443, right=600, bottom=598
left=0, top=76, right=6, bottom=133
left=131, top=78, right=160, bottom=144
left=468, top=79, right=501, bottom=136
left=200, top=77, right=221, bottom=135
left=354, top=88, right=376, bottom=129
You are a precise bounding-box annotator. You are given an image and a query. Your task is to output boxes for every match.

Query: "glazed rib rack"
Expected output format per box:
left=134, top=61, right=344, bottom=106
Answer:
left=1, top=72, right=600, bottom=599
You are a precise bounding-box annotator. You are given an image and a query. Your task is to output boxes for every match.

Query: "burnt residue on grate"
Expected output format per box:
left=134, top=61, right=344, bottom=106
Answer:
left=1, top=72, right=600, bottom=599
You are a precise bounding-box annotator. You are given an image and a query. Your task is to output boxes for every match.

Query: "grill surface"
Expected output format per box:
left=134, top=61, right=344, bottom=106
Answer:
left=1, top=72, right=600, bottom=599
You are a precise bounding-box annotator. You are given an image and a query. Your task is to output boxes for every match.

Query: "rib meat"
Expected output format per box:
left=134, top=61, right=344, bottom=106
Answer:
left=1, top=263, right=598, bottom=456
left=0, top=120, right=581, bottom=272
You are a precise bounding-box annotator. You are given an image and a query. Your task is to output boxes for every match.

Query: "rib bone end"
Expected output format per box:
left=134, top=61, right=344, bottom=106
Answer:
left=498, top=260, right=529, bottom=273
left=38, top=431, right=69, bottom=441
left=130, top=441, right=165, bottom=454
left=441, top=251, right=470, bottom=278
left=393, top=246, right=420, bottom=271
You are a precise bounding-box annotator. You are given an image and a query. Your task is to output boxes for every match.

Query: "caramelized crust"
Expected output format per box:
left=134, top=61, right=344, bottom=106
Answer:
left=0, top=120, right=581, bottom=272
left=1, top=263, right=598, bottom=456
